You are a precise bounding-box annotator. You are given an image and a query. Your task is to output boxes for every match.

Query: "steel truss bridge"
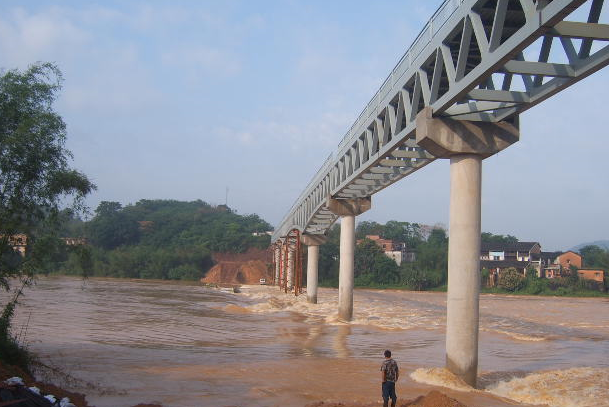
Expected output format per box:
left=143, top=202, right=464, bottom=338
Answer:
left=272, top=0, right=609, bottom=242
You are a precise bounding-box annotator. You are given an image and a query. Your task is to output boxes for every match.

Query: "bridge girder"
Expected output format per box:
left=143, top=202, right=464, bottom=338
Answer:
left=272, top=0, right=609, bottom=242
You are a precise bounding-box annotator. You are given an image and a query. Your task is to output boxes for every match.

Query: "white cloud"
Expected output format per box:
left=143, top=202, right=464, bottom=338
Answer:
left=0, top=6, right=89, bottom=67
left=161, top=45, right=242, bottom=77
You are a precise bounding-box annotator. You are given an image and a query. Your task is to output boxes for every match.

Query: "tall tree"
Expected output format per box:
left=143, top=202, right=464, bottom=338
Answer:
left=580, top=245, right=609, bottom=269
left=0, top=63, right=94, bottom=366
left=354, top=238, right=384, bottom=277
left=356, top=221, right=383, bottom=239
left=481, top=232, right=519, bottom=244
left=87, top=201, right=140, bottom=249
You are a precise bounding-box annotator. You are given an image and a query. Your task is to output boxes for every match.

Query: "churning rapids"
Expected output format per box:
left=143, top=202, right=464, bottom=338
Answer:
left=10, top=276, right=609, bottom=407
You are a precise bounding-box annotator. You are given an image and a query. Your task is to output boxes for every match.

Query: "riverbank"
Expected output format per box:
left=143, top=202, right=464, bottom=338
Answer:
left=1, top=357, right=471, bottom=407
left=317, top=282, right=609, bottom=298
left=1, top=355, right=471, bottom=407
left=0, top=359, right=90, bottom=406
left=305, top=390, right=469, bottom=407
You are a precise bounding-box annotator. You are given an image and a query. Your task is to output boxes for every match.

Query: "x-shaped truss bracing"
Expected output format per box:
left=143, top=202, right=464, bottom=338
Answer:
left=272, top=0, right=609, bottom=242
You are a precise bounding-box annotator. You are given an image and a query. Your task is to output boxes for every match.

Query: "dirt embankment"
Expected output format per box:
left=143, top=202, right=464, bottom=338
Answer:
left=201, top=248, right=272, bottom=285
left=0, top=361, right=164, bottom=407
left=0, top=361, right=89, bottom=406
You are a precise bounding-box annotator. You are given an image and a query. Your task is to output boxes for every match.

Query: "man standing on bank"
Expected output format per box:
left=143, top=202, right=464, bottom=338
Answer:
left=380, top=349, right=399, bottom=407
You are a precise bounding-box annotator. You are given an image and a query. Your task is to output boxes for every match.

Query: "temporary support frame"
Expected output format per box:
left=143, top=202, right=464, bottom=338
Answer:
left=276, top=230, right=304, bottom=296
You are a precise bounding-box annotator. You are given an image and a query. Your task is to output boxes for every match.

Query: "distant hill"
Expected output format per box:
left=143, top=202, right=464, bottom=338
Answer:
left=56, top=199, right=273, bottom=281
left=570, top=240, right=609, bottom=252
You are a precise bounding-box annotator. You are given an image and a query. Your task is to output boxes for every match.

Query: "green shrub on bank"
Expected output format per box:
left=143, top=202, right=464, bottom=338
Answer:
left=498, top=268, right=526, bottom=291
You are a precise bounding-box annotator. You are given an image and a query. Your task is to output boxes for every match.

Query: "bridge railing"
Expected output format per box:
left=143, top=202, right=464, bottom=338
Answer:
left=276, top=0, right=467, bottom=240
left=272, top=154, right=334, bottom=240
left=337, top=0, right=465, bottom=153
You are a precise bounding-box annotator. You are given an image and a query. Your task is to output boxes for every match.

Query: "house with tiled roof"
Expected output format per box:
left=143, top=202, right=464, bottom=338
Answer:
left=480, top=242, right=542, bottom=286
left=358, top=235, right=416, bottom=266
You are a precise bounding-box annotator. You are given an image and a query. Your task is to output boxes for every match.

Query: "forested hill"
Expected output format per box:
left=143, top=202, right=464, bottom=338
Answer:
left=84, top=200, right=271, bottom=252
left=55, top=199, right=272, bottom=280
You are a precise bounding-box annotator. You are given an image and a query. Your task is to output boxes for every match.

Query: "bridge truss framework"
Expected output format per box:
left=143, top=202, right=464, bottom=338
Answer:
left=273, top=0, right=609, bottom=241
left=270, top=0, right=609, bottom=387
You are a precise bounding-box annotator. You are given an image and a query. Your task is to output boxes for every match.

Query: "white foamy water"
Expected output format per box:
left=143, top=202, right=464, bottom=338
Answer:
left=242, top=286, right=445, bottom=330
left=8, top=277, right=609, bottom=407
left=487, top=367, right=609, bottom=407
left=410, top=367, right=609, bottom=407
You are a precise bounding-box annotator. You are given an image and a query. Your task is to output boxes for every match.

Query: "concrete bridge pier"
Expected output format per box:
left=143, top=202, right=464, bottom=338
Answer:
left=416, top=107, right=519, bottom=387
left=279, top=243, right=286, bottom=289
left=301, top=234, right=327, bottom=304
left=446, top=153, right=482, bottom=387
left=327, top=197, right=371, bottom=321
left=274, top=245, right=281, bottom=285
left=287, top=246, right=294, bottom=291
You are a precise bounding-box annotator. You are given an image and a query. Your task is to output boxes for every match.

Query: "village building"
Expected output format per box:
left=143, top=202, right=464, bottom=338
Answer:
left=63, top=237, right=88, bottom=246
left=557, top=251, right=582, bottom=269
left=480, top=241, right=542, bottom=280
left=358, top=235, right=416, bottom=266
left=577, top=269, right=605, bottom=283
left=480, top=242, right=604, bottom=288
left=540, top=250, right=583, bottom=278
left=7, top=234, right=27, bottom=256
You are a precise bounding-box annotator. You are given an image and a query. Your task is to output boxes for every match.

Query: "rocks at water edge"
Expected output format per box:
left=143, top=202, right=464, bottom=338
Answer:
left=1, top=377, right=76, bottom=407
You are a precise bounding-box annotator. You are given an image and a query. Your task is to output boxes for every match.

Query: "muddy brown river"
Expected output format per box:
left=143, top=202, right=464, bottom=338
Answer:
left=9, top=276, right=609, bottom=407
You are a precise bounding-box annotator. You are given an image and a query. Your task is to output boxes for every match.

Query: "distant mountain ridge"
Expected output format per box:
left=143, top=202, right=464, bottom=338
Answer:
left=570, top=240, right=609, bottom=252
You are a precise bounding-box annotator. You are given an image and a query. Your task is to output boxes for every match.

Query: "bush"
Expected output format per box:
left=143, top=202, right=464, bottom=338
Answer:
left=354, top=273, right=375, bottom=287
left=481, top=268, right=490, bottom=283
left=0, top=293, right=33, bottom=370
left=522, top=278, right=546, bottom=295
left=577, top=279, right=604, bottom=292
left=498, top=268, right=525, bottom=292
left=168, top=264, right=201, bottom=280
left=547, top=277, right=569, bottom=291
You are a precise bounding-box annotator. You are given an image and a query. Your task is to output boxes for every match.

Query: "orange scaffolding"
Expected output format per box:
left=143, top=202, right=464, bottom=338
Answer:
left=273, top=230, right=303, bottom=295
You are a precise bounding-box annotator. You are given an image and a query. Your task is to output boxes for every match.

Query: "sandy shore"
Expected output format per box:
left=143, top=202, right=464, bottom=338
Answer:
left=2, top=359, right=472, bottom=407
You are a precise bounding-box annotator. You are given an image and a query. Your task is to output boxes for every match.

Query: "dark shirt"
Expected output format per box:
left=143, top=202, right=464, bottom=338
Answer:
left=381, top=358, right=399, bottom=382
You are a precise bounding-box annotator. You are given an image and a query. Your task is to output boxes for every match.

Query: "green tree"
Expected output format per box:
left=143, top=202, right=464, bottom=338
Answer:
left=400, top=264, right=426, bottom=290
left=481, top=232, right=518, bottom=244
left=580, top=245, right=609, bottom=269
left=416, top=228, right=448, bottom=276
left=355, top=221, right=383, bottom=239
left=498, top=268, right=525, bottom=291
left=373, top=255, right=400, bottom=284
left=354, top=238, right=384, bottom=277
left=382, top=220, right=424, bottom=248
left=0, top=63, right=94, bottom=367
left=87, top=201, right=140, bottom=249
left=566, top=264, right=580, bottom=286
left=318, top=225, right=340, bottom=285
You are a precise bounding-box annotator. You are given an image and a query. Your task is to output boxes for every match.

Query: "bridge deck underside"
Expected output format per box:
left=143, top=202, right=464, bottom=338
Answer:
left=273, top=0, right=609, bottom=242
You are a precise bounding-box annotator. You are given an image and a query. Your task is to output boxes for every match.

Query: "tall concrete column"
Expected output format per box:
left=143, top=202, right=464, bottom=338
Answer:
left=327, top=197, right=371, bottom=321
left=274, top=246, right=281, bottom=285
left=307, top=245, right=320, bottom=303
left=301, top=234, right=327, bottom=304
left=446, top=154, right=482, bottom=386
left=279, top=244, right=286, bottom=288
left=287, top=247, right=294, bottom=290
left=416, top=107, right=519, bottom=387
left=338, top=214, right=355, bottom=321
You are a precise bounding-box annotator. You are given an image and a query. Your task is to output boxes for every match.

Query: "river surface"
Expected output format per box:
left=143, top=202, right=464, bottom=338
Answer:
left=9, top=276, right=609, bottom=407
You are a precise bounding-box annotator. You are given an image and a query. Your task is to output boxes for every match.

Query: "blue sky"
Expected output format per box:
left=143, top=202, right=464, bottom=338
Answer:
left=0, top=1, right=607, bottom=250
